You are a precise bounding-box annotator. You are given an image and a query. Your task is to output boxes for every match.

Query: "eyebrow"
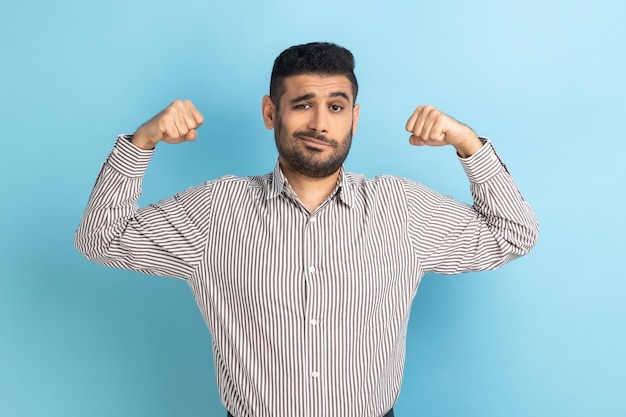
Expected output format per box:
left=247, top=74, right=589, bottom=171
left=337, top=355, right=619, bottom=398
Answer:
left=290, top=91, right=351, bottom=104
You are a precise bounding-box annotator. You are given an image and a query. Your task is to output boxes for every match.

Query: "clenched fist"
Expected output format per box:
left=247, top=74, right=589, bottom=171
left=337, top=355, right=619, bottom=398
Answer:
left=132, top=100, right=204, bottom=150
left=405, top=105, right=482, bottom=158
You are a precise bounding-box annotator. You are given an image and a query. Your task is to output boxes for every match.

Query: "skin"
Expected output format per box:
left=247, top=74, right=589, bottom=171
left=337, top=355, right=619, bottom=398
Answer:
left=131, top=99, right=204, bottom=150
left=131, top=74, right=482, bottom=212
left=261, top=74, right=360, bottom=212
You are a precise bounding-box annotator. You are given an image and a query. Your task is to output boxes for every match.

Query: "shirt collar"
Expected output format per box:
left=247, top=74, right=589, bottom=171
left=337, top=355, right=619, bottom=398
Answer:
left=264, top=161, right=355, bottom=208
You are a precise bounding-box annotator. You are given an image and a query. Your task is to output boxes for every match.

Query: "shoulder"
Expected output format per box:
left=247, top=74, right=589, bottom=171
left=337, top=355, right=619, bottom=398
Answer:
left=342, top=171, right=438, bottom=209
left=198, top=173, right=270, bottom=198
left=344, top=171, right=421, bottom=192
left=205, top=173, right=270, bottom=188
left=176, top=173, right=268, bottom=201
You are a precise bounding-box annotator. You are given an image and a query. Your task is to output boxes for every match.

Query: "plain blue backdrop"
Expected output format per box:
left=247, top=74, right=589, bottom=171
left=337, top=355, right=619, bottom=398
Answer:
left=1, top=0, right=624, bottom=416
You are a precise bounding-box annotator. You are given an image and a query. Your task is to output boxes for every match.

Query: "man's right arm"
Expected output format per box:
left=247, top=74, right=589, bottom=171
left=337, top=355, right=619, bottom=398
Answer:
left=74, top=101, right=209, bottom=279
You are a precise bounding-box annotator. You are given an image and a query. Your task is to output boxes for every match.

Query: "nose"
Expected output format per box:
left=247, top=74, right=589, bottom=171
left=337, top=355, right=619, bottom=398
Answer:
left=308, top=107, right=328, bottom=133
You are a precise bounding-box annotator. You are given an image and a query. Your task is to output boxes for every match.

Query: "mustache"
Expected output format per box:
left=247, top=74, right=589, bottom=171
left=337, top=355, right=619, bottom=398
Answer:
left=293, top=130, right=336, bottom=145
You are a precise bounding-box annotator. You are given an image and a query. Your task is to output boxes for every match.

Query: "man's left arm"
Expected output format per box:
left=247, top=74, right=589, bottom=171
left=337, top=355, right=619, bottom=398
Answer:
left=405, top=105, right=539, bottom=273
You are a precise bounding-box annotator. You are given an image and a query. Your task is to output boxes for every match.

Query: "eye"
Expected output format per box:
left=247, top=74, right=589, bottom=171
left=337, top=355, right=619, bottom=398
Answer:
left=295, top=103, right=312, bottom=110
left=329, top=104, right=344, bottom=112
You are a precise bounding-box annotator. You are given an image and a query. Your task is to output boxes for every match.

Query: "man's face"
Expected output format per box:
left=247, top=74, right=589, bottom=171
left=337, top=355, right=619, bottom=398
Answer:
left=263, top=74, right=360, bottom=178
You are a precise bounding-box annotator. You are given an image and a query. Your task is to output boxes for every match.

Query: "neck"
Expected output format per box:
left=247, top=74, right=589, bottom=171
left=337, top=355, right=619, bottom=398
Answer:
left=280, top=162, right=341, bottom=213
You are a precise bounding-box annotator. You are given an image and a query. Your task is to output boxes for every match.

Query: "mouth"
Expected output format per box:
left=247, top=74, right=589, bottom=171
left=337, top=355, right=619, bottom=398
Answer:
left=298, top=135, right=333, bottom=150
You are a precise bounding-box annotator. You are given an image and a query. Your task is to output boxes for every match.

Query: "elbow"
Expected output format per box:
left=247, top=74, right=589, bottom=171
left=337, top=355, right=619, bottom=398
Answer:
left=516, top=214, right=540, bottom=256
left=73, top=226, right=104, bottom=263
left=73, top=228, right=92, bottom=260
left=528, top=221, right=540, bottom=253
left=521, top=228, right=539, bottom=256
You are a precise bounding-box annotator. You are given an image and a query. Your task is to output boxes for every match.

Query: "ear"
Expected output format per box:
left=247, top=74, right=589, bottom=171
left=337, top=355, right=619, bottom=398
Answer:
left=262, top=95, right=277, bottom=130
left=351, top=103, right=360, bottom=136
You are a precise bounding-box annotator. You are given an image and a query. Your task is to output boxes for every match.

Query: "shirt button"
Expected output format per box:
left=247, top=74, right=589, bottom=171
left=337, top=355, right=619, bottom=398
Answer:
left=309, top=266, right=316, bottom=273
left=311, top=371, right=319, bottom=378
left=310, top=217, right=317, bottom=223
left=310, top=319, right=318, bottom=326
left=112, top=147, right=120, bottom=156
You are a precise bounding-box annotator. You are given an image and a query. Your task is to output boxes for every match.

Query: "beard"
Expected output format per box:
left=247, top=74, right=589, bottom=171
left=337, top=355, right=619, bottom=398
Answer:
left=274, top=115, right=353, bottom=179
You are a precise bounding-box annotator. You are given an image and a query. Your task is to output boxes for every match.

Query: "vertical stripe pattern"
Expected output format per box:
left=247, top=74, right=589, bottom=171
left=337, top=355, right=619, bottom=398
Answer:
left=75, top=135, right=538, bottom=417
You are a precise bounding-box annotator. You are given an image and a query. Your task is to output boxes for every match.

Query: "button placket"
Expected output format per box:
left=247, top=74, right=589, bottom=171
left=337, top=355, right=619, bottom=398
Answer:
left=303, top=212, right=323, bottom=411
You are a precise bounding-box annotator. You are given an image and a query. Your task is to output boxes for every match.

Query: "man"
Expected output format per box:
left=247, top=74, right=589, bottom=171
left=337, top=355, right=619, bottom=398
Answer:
left=75, top=42, right=538, bottom=417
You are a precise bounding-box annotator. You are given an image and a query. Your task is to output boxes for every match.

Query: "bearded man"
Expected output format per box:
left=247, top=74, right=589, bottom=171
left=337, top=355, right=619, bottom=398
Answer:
left=75, top=42, right=538, bottom=417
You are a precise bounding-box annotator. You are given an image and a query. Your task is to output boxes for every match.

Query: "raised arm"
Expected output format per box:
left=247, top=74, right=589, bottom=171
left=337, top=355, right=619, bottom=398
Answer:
left=74, top=100, right=210, bottom=279
left=404, top=105, right=539, bottom=274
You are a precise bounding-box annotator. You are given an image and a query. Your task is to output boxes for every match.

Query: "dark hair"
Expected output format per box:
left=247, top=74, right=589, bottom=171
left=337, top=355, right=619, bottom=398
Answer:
left=269, top=42, right=358, bottom=106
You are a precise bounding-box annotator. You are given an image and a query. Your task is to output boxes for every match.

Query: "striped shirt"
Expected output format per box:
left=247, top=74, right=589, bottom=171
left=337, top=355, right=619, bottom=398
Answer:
left=75, top=135, right=538, bottom=417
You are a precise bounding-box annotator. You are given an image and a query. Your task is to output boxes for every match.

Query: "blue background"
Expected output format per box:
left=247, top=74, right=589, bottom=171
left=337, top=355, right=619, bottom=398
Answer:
left=1, top=0, right=624, bottom=416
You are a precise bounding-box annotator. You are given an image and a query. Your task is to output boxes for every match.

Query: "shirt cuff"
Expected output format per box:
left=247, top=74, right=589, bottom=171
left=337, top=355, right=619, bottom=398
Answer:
left=105, top=134, right=154, bottom=178
left=458, top=138, right=507, bottom=184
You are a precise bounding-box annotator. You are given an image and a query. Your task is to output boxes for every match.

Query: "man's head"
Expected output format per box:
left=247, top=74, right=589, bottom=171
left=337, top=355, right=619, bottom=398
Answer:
left=269, top=42, right=358, bottom=108
left=262, top=42, right=360, bottom=179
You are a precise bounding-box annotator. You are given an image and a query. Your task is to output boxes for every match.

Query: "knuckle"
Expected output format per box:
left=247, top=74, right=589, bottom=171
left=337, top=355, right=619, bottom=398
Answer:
left=170, top=99, right=185, bottom=112
left=164, top=106, right=179, bottom=117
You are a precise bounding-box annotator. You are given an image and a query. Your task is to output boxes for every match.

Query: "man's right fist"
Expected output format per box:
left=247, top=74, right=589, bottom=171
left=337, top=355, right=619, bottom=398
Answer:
left=132, top=100, right=204, bottom=150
